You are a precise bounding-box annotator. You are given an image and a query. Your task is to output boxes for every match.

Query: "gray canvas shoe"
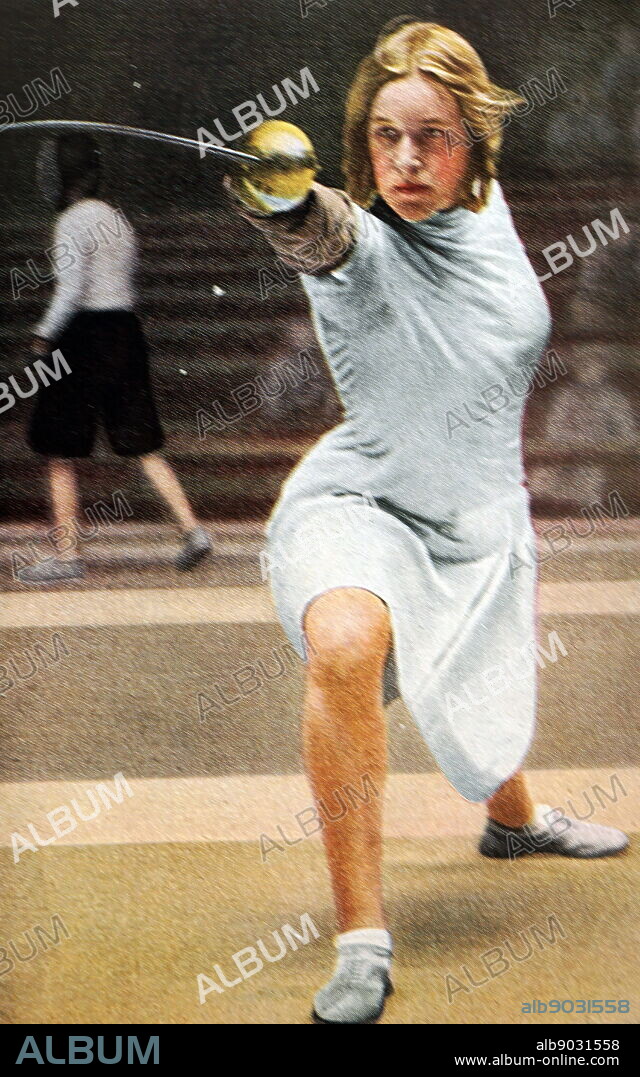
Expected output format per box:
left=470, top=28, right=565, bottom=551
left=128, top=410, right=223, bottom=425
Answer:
left=18, top=558, right=85, bottom=584
left=312, top=943, right=393, bottom=1024
left=175, top=526, right=213, bottom=571
left=480, top=803, right=629, bottom=860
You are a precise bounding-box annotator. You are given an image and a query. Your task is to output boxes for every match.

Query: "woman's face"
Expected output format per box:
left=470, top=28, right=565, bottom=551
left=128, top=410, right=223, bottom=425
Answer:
left=367, top=73, right=472, bottom=221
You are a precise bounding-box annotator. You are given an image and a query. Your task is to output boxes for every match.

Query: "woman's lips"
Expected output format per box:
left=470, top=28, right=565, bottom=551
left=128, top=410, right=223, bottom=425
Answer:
left=394, top=183, right=431, bottom=195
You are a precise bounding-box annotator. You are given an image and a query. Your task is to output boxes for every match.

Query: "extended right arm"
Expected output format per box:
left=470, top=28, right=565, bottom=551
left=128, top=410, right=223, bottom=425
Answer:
left=225, top=178, right=359, bottom=276
left=223, top=119, right=360, bottom=276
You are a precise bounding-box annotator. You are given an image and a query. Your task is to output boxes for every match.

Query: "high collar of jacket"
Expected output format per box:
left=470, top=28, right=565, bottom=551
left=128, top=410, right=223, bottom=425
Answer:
left=369, top=185, right=493, bottom=248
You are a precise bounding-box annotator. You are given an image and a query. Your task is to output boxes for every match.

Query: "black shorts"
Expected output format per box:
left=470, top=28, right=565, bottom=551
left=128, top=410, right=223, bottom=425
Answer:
left=29, top=310, right=165, bottom=458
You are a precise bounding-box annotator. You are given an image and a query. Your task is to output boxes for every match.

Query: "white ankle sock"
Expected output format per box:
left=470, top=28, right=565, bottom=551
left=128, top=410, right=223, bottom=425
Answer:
left=336, top=928, right=393, bottom=953
left=532, top=803, right=554, bottom=828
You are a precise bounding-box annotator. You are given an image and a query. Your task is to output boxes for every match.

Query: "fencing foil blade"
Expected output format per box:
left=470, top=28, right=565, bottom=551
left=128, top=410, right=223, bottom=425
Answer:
left=3, top=119, right=262, bottom=164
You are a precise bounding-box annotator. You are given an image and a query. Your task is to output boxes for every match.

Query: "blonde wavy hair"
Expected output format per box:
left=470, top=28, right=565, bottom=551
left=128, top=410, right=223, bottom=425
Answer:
left=343, top=19, right=526, bottom=212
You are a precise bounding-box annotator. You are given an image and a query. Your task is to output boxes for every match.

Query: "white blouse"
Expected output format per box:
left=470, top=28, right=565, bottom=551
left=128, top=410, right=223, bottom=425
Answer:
left=35, top=198, right=137, bottom=341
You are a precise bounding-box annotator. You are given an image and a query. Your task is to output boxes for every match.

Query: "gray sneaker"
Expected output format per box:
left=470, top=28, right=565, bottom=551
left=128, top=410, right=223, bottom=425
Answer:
left=175, top=526, right=213, bottom=571
left=312, top=944, right=393, bottom=1024
left=480, top=804, right=629, bottom=860
left=18, top=558, right=85, bottom=584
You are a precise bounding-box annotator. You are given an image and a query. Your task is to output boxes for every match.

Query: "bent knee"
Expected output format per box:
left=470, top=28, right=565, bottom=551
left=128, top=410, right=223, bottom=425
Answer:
left=304, top=587, right=391, bottom=683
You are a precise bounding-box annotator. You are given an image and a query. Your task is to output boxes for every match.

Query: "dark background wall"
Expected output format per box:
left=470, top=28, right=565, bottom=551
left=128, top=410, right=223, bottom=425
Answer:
left=1, top=0, right=639, bottom=521
left=0, top=0, right=633, bottom=210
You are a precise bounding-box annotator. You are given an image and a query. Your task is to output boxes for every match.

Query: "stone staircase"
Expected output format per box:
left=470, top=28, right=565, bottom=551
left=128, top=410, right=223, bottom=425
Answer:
left=1, top=177, right=638, bottom=521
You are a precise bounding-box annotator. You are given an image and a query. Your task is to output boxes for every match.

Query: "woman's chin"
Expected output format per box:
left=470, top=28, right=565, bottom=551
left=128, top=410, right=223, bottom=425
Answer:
left=385, top=195, right=438, bottom=222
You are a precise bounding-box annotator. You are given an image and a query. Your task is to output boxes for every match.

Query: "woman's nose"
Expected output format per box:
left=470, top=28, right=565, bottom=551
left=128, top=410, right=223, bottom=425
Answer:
left=394, top=135, right=423, bottom=170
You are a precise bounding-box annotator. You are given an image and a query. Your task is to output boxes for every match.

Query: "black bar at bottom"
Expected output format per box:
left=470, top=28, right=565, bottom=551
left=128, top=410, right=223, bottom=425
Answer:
left=0, top=1022, right=636, bottom=1066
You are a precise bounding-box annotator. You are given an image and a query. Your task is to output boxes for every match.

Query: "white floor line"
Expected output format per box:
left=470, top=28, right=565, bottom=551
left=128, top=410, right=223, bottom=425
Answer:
left=0, top=586, right=276, bottom=629
left=1, top=581, right=639, bottom=629
left=0, top=768, right=637, bottom=849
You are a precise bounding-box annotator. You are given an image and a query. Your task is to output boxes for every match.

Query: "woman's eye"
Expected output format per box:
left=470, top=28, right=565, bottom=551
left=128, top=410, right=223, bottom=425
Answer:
left=374, top=127, right=399, bottom=142
left=424, top=127, right=446, bottom=140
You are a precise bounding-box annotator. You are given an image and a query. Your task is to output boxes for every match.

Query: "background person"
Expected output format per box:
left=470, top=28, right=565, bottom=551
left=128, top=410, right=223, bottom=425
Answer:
left=22, top=132, right=212, bottom=583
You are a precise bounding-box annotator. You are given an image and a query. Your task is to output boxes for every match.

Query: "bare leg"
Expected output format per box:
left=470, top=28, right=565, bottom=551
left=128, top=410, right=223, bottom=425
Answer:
left=48, top=459, right=81, bottom=560
left=138, top=452, right=198, bottom=532
left=303, top=588, right=391, bottom=933
left=486, top=770, right=534, bottom=828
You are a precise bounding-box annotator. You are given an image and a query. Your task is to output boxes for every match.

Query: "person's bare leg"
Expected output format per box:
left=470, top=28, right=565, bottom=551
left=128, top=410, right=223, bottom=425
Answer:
left=48, top=459, right=81, bottom=560
left=19, top=459, right=85, bottom=581
left=303, top=587, right=391, bottom=933
left=486, top=770, right=534, bottom=828
left=138, top=452, right=198, bottom=532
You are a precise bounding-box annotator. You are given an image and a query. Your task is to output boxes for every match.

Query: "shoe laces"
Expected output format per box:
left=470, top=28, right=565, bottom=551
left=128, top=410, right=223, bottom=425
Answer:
left=337, top=947, right=388, bottom=985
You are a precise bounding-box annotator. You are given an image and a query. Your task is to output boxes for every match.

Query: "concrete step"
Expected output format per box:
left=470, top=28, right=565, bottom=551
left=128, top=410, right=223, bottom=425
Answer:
left=0, top=516, right=633, bottom=585
left=0, top=577, right=637, bottom=781
left=0, top=317, right=288, bottom=348
left=0, top=518, right=639, bottom=588
left=0, top=418, right=637, bottom=519
left=4, top=177, right=632, bottom=233
left=0, top=277, right=305, bottom=316
left=0, top=434, right=315, bottom=521
left=2, top=254, right=282, bottom=297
